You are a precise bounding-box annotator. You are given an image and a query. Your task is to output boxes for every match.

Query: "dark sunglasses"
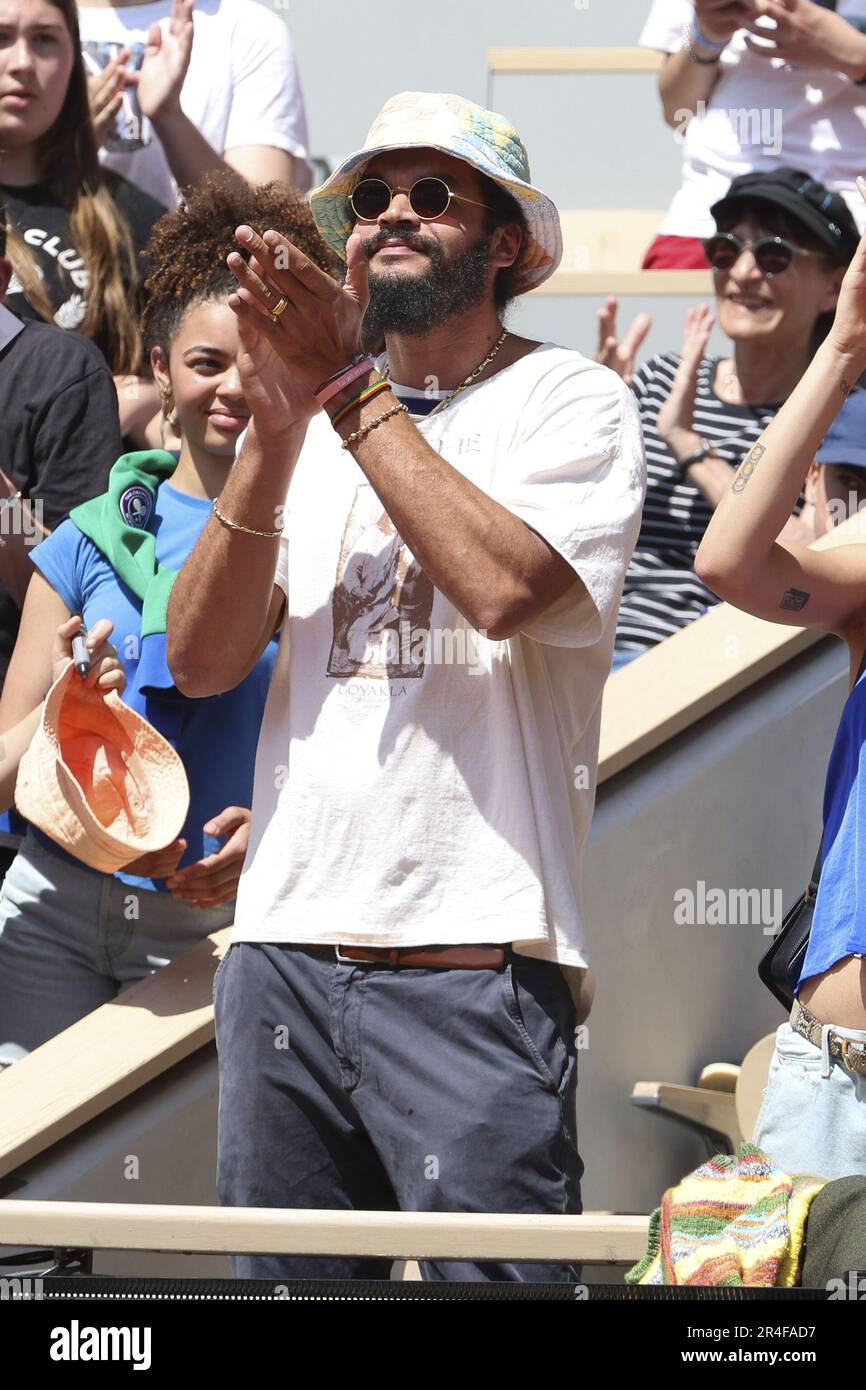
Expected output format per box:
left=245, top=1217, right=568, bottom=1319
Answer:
left=702, top=232, right=821, bottom=277
left=349, top=176, right=489, bottom=222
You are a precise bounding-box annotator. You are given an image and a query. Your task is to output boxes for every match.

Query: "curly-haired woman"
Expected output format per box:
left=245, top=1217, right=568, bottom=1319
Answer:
left=0, top=170, right=339, bottom=1062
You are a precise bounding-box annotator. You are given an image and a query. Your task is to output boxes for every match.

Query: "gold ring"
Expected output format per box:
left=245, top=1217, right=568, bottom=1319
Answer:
left=271, top=295, right=289, bottom=318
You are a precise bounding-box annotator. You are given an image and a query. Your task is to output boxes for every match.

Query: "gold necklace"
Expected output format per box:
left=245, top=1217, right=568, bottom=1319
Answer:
left=384, top=327, right=510, bottom=417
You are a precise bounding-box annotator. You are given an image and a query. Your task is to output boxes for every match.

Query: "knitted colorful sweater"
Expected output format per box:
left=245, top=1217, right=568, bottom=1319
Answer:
left=627, top=1145, right=826, bottom=1286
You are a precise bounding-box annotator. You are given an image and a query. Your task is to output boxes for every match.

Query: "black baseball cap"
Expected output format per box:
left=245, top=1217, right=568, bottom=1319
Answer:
left=710, top=168, right=860, bottom=264
left=815, top=388, right=866, bottom=472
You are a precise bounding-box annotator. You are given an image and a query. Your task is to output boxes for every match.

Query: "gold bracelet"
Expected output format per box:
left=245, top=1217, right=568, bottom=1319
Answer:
left=212, top=499, right=283, bottom=537
left=340, top=401, right=408, bottom=450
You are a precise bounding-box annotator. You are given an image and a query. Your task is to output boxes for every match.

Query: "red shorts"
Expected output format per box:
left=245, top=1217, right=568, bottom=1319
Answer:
left=642, top=234, right=710, bottom=270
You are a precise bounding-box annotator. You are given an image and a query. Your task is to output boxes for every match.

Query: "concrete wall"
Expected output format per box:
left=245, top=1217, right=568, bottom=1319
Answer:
left=580, top=636, right=847, bottom=1213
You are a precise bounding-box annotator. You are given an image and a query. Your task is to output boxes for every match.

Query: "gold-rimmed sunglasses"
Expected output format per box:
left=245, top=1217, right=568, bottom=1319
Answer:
left=349, top=176, right=490, bottom=223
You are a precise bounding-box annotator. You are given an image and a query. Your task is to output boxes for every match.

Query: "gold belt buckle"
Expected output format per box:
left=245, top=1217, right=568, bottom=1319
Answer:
left=840, top=1037, right=866, bottom=1075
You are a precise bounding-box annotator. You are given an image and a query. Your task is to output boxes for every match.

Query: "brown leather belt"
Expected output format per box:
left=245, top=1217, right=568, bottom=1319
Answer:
left=306, top=943, right=507, bottom=971
left=791, top=998, right=866, bottom=1078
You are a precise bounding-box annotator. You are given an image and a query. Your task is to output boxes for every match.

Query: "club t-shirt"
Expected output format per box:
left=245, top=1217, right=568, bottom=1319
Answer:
left=640, top=0, right=866, bottom=237
left=0, top=171, right=164, bottom=359
left=29, top=481, right=279, bottom=893
left=228, top=345, right=646, bottom=968
left=0, top=308, right=121, bottom=685
left=76, top=0, right=313, bottom=208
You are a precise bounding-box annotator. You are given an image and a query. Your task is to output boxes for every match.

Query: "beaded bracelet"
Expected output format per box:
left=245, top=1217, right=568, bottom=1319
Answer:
left=340, top=401, right=408, bottom=450
left=331, top=378, right=390, bottom=428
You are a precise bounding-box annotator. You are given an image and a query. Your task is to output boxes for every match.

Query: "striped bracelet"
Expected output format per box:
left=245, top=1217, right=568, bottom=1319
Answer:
left=331, top=378, right=391, bottom=427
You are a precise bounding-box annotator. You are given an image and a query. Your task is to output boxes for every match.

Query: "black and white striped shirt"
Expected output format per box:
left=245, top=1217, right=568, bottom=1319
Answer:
left=616, top=353, right=780, bottom=652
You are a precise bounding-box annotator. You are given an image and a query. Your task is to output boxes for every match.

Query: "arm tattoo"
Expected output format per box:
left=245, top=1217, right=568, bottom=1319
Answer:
left=779, top=587, right=811, bottom=612
left=731, top=443, right=765, bottom=494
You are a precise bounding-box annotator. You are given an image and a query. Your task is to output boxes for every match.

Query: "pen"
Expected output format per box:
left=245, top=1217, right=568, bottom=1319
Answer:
left=71, top=624, right=91, bottom=680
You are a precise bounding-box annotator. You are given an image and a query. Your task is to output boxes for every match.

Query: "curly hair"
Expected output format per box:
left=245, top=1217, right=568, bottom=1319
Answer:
left=140, top=172, right=342, bottom=355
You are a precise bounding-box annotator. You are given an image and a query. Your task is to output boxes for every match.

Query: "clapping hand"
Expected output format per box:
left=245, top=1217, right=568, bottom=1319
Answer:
left=656, top=304, right=716, bottom=455
left=743, top=0, right=866, bottom=74
left=86, top=46, right=132, bottom=148
left=826, top=176, right=866, bottom=365
left=595, top=296, right=652, bottom=386
left=227, top=227, right=368, bottom=396
left=132, top=0, right=194, bottom=121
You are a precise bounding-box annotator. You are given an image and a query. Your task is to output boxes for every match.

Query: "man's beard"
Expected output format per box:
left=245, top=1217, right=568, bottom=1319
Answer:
left=361, top=229, right=493, bottom=344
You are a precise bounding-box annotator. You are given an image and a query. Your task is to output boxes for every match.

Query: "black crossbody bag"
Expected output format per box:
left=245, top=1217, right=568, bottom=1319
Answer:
left=758, top=845, right=822, bottom=1011
left=758, top=647, right=866, bottom=1010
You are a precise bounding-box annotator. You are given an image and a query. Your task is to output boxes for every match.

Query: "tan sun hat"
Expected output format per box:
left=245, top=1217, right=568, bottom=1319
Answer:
left=15, top=662, right=190, bottom=874
left=309, top=91, right=563, bottom=294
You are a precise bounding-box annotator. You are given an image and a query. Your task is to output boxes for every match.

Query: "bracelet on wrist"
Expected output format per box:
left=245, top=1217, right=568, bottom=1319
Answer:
left=690, top=18, right=727, bottom=51
left=683, top=23, right=723, bottom=64
left=677, top=439, right=713, bottom=471
left=339, top=401, right=409, bottom=451
left=314, top=354, right=375, bottom=406
left=212, top=498, right=283, bottom=538
left=330, top=378, right=390, bottom=428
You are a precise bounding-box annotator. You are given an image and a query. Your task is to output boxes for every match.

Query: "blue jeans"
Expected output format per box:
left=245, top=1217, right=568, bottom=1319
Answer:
left=752, top=1022, right=866, bottom=1179
left=0, top=827, right=234, bottom=1062
left=214, top=941, right=583, bottom=1282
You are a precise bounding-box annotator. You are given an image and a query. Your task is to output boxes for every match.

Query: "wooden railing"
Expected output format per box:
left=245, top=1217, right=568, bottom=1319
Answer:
left=0, top=1199, right=649, bottom=1263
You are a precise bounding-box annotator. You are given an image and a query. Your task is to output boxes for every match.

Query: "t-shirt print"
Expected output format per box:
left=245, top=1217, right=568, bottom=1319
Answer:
left=327, top=482, right=434, bottom=680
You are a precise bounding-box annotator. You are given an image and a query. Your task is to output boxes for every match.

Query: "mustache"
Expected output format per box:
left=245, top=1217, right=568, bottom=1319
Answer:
left=362, top=227, right=437, bottom=260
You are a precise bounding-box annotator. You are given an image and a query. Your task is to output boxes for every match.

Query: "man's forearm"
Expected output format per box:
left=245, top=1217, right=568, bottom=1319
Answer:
left=328, top=391, right=572, bottom=640
left=167, top=420, right=304, bottom=696
left=151, top=104, right=240, bottom=189
left=658, top=43, right=723, bottom=126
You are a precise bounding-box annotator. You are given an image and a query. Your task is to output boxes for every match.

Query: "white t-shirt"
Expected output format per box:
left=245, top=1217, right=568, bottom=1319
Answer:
left=229, top=346, right=646, bottom=968
left=77, top=0, right=312, bottom=208
left=640, top=0, right=866, bottom=237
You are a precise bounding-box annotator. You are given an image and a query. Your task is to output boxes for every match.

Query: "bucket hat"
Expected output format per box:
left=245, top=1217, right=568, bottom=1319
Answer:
left=309, top=91, right=562, bottom=294
left=15, top=662, right=190, bottom=873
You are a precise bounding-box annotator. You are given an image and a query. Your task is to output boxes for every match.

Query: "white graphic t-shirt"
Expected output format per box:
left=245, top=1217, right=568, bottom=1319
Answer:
left=77, top=0, right=312, bottom=208
left=230, top=346, right=645, bottom=968
left=641, top=0, right=866, bottom=236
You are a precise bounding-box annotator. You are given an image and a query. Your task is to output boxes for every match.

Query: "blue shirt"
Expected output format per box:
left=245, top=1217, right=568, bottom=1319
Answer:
left=800, top=663, right=866, bottom=986
left=28, top=481, right=277, bottom=894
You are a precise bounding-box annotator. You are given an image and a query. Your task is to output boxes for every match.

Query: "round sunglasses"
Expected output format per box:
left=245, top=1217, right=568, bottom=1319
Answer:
left=702, top=232, right=821, bottom=277
left=349, top=176, right=489, bottom=223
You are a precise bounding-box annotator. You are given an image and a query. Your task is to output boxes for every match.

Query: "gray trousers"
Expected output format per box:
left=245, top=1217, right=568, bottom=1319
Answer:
left=214, top=941, right=583, bottom=1282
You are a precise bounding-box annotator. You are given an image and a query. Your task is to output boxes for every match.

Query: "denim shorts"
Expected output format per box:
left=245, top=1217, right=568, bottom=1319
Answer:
left=752, top=1022, right=866, bottom=1180
left=0, top=827, right=234, bottom=1062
